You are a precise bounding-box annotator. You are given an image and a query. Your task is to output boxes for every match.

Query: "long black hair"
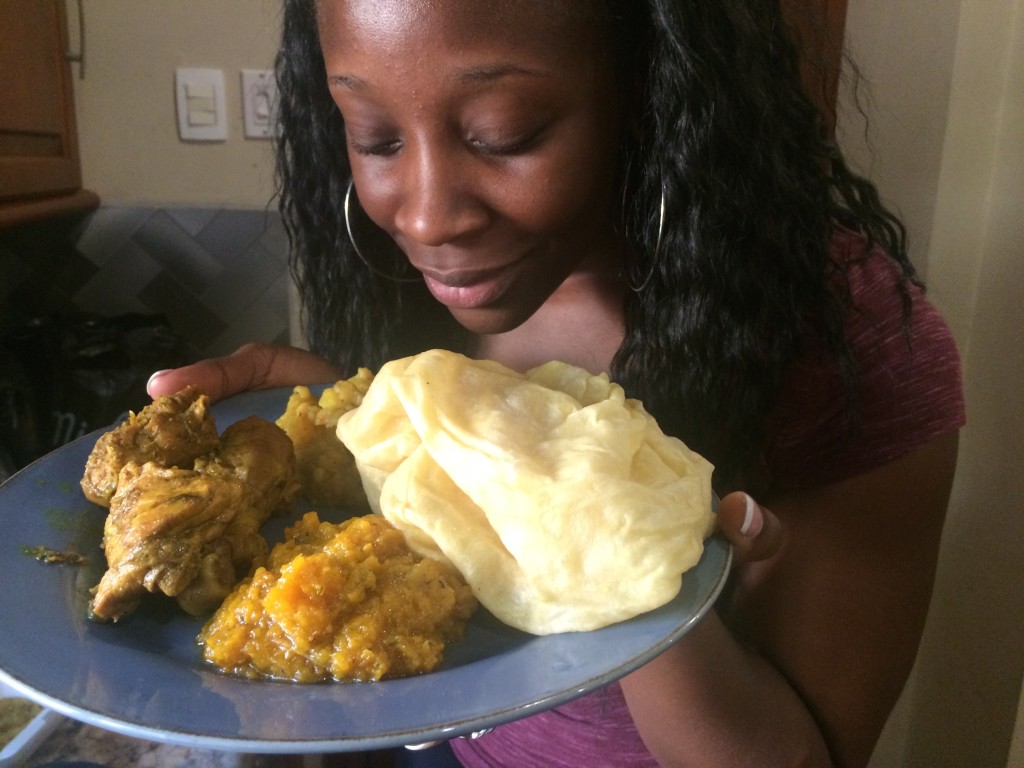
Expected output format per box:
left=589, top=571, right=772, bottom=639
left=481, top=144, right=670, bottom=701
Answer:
left=275, top=0, right=915, bottom=487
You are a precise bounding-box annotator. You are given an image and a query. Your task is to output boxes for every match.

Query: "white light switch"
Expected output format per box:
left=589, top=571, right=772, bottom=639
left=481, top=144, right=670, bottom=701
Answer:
left=185, top=81, right=216, bottom=126
left=175, top=68, right=228, bottom=141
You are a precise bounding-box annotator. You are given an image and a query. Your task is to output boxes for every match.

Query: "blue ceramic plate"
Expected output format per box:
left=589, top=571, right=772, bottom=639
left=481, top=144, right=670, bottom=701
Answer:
left=0, top=389, right=730, bottom=754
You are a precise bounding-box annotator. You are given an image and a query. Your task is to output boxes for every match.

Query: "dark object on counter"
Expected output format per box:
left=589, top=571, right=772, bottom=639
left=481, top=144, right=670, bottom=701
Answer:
left=0, top=312, right=188, bottom=475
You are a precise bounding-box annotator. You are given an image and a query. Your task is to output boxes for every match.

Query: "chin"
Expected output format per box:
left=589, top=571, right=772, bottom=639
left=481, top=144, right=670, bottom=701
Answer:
left=448, top=305, right=534, bottom=338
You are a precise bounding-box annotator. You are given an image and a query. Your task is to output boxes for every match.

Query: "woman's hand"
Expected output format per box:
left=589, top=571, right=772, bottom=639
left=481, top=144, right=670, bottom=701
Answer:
left=623, top=432, right=959, bottom=767
left=146, top=343, right=343, bottom=402
left=618, top=491, right=824, bottom=768
left=714, top=491, right=784, bottom=564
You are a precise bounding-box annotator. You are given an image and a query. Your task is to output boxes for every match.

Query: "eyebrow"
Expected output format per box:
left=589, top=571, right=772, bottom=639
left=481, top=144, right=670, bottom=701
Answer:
left=327, top=63, right=551, bottom=91
left=455, top=63, right=552, bottom=83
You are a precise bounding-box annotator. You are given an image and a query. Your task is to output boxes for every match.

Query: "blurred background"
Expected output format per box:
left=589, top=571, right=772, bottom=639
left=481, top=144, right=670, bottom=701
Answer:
left=0, top=1, right=1020, bottom=767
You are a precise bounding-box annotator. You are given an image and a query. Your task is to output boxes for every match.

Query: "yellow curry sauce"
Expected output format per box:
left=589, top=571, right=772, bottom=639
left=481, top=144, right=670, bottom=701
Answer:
left=198, top=513, right=477, bottom=682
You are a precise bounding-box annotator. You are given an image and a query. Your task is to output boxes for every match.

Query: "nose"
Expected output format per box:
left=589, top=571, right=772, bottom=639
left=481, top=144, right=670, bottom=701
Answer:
left=392, top=144, right=489, bottom=247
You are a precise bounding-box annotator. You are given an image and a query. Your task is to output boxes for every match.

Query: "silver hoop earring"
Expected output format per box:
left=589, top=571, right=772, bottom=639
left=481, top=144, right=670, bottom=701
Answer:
left=631, top=184, right=665, bottom=293
left=344, top=179, right=420, bottom=283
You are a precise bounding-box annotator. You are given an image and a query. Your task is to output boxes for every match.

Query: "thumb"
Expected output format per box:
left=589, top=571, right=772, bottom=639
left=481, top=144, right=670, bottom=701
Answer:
left=715, top=491, right=784, bottom=564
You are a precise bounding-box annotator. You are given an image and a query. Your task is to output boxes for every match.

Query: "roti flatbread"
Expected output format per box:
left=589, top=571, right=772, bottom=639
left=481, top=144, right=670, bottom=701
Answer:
left=336, top=349, right=714, bottom=635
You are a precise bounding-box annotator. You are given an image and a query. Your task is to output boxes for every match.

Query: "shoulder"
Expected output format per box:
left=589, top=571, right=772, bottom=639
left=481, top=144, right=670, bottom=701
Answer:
left=834, top=229, right=961, bottom=390
left=762, top=228, right=965, bottom=490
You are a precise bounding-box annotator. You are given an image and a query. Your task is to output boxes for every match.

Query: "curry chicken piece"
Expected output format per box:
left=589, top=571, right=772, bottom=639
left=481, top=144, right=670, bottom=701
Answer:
left=89, top=461, right=247, bottom=621
left=178, top=417, right=301, bottom=615
left=81, top=386, right=220, bottom=507
left=88, top=414, right=299, bottom=622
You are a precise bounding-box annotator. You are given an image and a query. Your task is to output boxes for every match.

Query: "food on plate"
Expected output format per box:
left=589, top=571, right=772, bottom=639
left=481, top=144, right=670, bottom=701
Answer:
left=81, top=385, right=220, bottom=506
left=80, top=348, right=710, bottom=660
left=199, top=512, right=477, bottom=682
left=20, top=545, right=87, bottom=566
left=84, top=392, right=299, bottom=622
left=336, top=349, right=715, bottom=636
left=275, top=369, right=374, bottom=506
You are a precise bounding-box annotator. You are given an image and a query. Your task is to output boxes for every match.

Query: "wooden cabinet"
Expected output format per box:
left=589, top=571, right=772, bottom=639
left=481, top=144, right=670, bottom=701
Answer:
left=0, top=0, right=98, bottom=228
left=784, top=0, right=850, bottom=139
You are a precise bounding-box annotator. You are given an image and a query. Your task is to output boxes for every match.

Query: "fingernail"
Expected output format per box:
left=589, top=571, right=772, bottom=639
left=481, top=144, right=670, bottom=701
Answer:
left=404, top=741, right=442, bottom=751
left=146, top=369, right=170, bottom=391
left=739, top=493, right=763, bottom=538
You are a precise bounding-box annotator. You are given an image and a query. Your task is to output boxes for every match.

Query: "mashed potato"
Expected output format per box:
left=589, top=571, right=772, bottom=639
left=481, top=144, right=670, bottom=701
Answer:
left=336, top=349, right=715, bottom=636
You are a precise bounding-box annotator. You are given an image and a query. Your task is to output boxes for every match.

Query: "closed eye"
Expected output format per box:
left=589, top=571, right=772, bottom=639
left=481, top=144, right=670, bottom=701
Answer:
left=347, top=136, right=403, bottom=157
left=468, top=126, right=546, bottom=158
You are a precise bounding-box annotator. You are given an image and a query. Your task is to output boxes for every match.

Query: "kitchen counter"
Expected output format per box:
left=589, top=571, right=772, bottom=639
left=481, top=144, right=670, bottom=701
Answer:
left=12, top=714, right=245, bottom=768
left=17, top=713, right=395, bottom=768
left=1, top=678, right=238, bottom=768
left=3, top=679, right=391, bottom=768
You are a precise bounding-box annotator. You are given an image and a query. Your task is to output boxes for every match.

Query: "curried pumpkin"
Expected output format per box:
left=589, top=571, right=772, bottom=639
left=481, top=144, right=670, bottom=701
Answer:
left=198, top=512, right=477, bottom=682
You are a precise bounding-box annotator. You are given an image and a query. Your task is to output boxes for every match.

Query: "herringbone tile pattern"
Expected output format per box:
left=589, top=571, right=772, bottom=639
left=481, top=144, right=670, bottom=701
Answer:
left=1, top=205, right=294, bottom=361
left=72, top=206, right=293, bottom=359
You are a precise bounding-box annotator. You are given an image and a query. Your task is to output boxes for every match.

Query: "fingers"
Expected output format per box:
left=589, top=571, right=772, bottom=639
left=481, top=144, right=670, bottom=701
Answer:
left=147, top=343, right=343, bottom=403
left=715, top=491, right=784, bottom=564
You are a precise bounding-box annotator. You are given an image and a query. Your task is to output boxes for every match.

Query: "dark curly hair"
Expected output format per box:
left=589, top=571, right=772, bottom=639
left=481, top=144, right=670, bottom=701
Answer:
left=275, top=0, right=916, bottom=487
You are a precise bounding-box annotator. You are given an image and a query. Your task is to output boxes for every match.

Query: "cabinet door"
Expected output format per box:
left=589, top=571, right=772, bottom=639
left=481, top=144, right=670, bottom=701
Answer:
left=0, top=0, right=83, bottom=202
left=784, top=0, right=850, bottom=139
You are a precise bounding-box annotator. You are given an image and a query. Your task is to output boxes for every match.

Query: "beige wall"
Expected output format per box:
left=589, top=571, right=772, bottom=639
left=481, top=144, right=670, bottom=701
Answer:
left=838, top=0, right=962, bottom=282
left=914, top=2, right=1024, bottom=766
left=70, top=2, right=1024, bottom=765
left=70, top=1, right=281, bottom=207
left=844, top=1, right=1024, bottom=767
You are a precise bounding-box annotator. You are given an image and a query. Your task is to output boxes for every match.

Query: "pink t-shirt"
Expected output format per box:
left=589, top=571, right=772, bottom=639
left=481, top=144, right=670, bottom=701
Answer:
left=760, top=228, right=966, bottom=490
left=452, top=230, right=966, bottom=767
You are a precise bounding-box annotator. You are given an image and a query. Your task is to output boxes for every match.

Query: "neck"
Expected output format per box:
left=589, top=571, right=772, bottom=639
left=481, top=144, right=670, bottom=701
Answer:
left=469, top=251, right=628, bottom=375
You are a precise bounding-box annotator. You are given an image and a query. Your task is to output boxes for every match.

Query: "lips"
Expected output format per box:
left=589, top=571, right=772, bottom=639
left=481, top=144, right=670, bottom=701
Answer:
left=419, top=264, right=513, bottom=310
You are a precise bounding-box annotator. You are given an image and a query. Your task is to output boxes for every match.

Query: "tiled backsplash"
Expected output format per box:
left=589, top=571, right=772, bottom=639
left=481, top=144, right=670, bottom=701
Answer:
left=86, top=205, right=291, bottom=358
left=1, top=205, right=294, bottom=360
left=0, top=206, right=297, bottom=475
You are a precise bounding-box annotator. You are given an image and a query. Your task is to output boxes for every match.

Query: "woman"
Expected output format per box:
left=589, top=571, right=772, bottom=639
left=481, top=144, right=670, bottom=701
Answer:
left=148, top=1, right=964, bottom=765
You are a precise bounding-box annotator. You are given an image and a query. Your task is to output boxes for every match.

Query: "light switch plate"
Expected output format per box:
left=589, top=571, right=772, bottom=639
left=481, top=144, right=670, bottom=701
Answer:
left=175, top=67, right=228, bottom=141
left=241, top=69, right=279, bottom=139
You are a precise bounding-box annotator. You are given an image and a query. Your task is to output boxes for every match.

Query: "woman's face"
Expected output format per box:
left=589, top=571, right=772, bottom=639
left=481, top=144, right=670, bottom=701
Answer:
left=318, top=0, right=627, bottom=335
